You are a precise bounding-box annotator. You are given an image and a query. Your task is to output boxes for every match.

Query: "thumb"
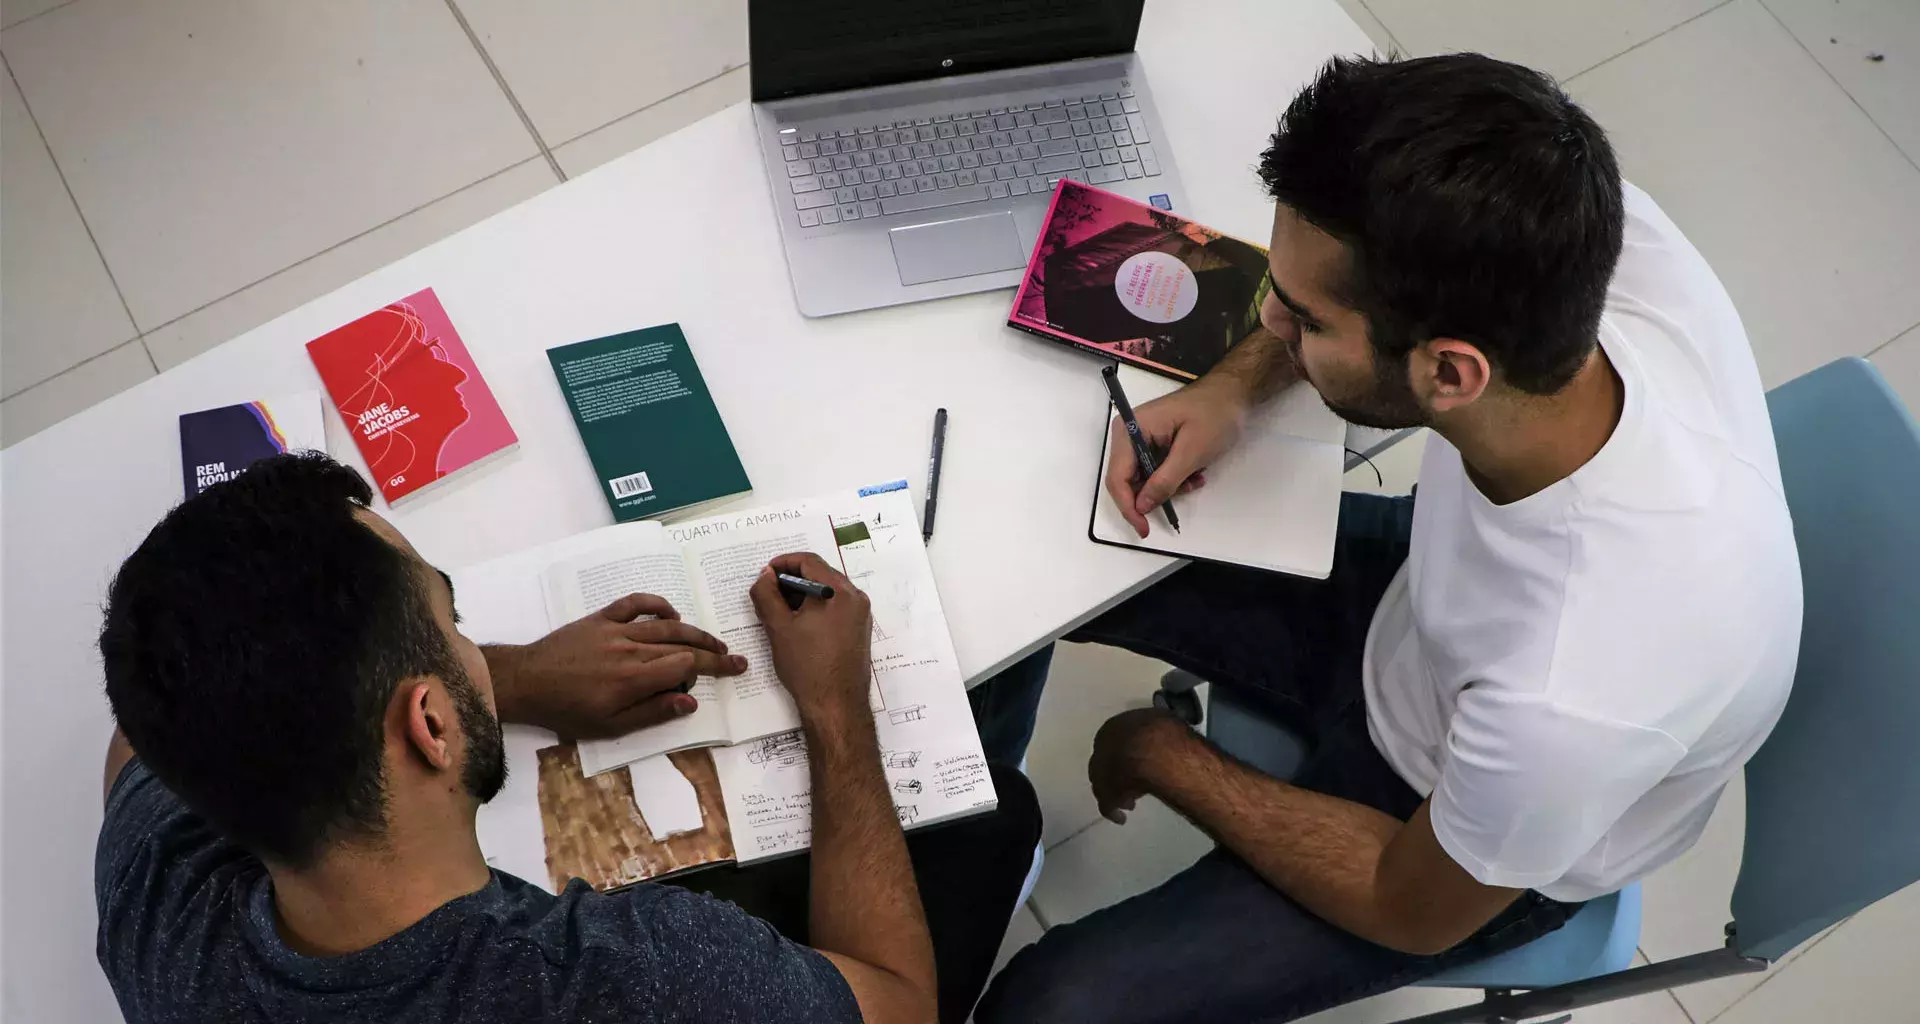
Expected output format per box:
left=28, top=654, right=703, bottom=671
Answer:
left=1135, top=444, right=1205, bottom=514
left=747, top=566, right=787, bottom=625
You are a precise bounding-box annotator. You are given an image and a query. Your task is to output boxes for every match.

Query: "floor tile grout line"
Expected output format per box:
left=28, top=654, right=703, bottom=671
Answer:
left=1756, top=0, right=1920, bottom=177
left=547, top=62, right=750, bottom=157
left=1866, top=318, right=1920, bottom=358
left=3, top=51, right=143, bottom=347
left=126, top=156, right=549, bottom=356
left=1043, top=818, right=1102, bottom=853
left=1700, top=919, right=1851, bottom=1024
left=0, top=336, right=145, bottom=403
left=1562, top=0, right=1739, bottom=84
left=442, top=0, right=566, bottom=182
left=1026, top=899, right=1053, bottom=930
left=0, top=0, right=79, bottom=33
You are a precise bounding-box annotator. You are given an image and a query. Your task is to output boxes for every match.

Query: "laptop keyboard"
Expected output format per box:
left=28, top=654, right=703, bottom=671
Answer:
left=778, top=87, right=1162, bottom=229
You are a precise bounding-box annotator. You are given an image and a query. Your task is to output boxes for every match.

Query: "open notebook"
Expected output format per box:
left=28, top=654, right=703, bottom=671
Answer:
left=509, top=483, right=995, bottom=888
left=1090, top=365, right=1347, bottom=577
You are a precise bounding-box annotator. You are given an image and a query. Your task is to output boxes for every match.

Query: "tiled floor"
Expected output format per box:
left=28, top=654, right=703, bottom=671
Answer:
left=3, top=0, right=1917, bottom=1019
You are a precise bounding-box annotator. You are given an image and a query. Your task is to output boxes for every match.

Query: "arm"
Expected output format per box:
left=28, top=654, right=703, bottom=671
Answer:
left=1092, top=710, right=1519, bottom=955
left=103, top=728, right=137, bottom=805
left=750, top=553, right=938, bottom=1024
left=1207, top=321, right=1300, bottom=406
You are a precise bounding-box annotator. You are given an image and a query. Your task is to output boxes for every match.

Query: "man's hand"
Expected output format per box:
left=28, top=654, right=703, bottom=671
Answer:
left=1089, top=707, right=1192, bottom=824
left=748, top=553, right=873, bottom=723
left=1104, top=375, right=1252, bottom=538
left=489, top=593, right=747, bottom=739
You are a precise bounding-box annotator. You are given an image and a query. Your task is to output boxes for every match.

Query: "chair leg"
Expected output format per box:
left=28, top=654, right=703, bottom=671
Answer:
left=1154, top=669, right=1205, bottom=726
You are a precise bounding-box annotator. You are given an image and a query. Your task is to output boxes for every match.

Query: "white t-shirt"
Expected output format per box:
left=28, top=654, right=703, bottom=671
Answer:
left=1362, top=184, right=1803, bottom=903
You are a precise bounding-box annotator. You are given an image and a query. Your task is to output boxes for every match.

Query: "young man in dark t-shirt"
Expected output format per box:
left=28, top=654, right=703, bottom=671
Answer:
left=95, top=452, right=1038, bottom=1023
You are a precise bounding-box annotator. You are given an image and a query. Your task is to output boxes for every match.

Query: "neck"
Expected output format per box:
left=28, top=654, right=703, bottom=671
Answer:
left=268, top=802, right=489, bottom=958
left=1438, top=346, right=1624, bottom=506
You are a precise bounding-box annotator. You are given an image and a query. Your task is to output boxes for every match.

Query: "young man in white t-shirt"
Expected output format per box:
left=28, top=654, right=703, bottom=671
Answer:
left=972, top=53, right=1802, bottom=1024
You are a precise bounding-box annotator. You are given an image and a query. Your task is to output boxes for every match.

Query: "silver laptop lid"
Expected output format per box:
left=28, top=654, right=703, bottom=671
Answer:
left=749, top=0, right=1147, bottom=102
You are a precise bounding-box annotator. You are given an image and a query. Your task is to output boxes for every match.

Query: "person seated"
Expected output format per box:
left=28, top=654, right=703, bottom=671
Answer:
left=973, top=53, right=1801, bottom=1023
left=95, top=452, right=1039, bottom=1024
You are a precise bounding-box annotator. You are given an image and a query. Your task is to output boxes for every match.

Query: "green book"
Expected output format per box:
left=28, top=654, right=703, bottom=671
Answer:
left=547, top=325, right=751, bottom=522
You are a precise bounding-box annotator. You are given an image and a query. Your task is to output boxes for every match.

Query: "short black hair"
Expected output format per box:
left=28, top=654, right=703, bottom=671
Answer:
left=100, top=452, right=462, bottom=866
left=1258, top=53, right=1624, bottom=395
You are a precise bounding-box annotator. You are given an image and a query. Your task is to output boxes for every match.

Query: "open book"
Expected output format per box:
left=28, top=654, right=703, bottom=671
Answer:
left=531, top=483, right=997, bottom=888
left=546, top=511, right=880, bottom=777
left=1090, top=364, right=1347, bottom=577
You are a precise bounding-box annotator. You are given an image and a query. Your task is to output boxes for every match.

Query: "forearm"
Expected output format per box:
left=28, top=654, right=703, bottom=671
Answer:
left=1139, top=725, right=1438, bottom=951
left=802, top=701, right=938, bottom=1018
left=1204, top=324, right=1299, bottom=405
left=481, top=644, right=533, bottom=724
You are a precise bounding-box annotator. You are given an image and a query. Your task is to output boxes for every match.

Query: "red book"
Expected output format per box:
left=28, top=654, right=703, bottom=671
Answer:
left=306, top=288, right=517, bottom=504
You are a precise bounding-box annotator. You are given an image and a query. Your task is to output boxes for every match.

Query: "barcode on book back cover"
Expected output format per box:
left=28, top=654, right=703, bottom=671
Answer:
left=608, top=471, right=653, bottom=498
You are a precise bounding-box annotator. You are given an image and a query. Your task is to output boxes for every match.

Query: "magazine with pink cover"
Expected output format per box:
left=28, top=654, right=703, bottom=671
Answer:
left=1008, top=181, right=1272, bottom=382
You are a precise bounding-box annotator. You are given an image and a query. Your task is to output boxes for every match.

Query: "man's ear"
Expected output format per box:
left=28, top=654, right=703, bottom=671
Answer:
left=399, top=680, right=456, bottom=773
left=1415, top=338, right=1492, bottom=414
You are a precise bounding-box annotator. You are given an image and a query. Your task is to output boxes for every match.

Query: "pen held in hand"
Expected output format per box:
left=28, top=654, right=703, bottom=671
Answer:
left=776, top=572, right=835, bottom=610
left=1100, top=365, right=1181, bottom=533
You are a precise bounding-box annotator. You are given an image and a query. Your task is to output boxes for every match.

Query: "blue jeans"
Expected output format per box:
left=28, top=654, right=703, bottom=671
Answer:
left=972, top=493, right=1581, bottom=1024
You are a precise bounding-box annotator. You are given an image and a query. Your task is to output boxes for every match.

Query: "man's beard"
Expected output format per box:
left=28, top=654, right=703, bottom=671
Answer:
left=1306, top=338, right=1429, bottom=430
left=446, top=664, right=508, bottom=803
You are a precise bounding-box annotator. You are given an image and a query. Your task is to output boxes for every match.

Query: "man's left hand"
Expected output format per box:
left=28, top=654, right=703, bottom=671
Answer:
left=488, top=593, right=748, bottom=739
left=1089, top=707, right=1189, bottom=824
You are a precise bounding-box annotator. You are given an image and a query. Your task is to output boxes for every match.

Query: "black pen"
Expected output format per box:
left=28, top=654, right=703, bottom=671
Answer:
left=776, top=572, right=835, bottom=610
left=1101, top=364, right=1181, bottom=533
left=923, top=407, right=948, bottom=542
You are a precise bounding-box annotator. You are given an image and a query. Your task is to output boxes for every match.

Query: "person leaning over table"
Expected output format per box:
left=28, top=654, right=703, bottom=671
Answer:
left=969, top=53, right=1803, bottom=1023
left=93, top=451, right=1039, bottom=1024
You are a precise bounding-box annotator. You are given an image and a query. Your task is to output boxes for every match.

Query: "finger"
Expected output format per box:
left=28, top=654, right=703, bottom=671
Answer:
left=603, top=691, right=699, bottom=734
left=765, top=551, right=856, bottom=595
left=624, top=618, right=728, bottom=654
left=1135, top=439, right=1208, bottom=516
left=748, top=565, right=790, bottom=624
left=597, top=593, right=682, bottom=624
left=1103, top=418, right=1150, bottom=538
left=1175, top=470, right=1208, bottom=496
left=633, top=645, right=748, bottom=678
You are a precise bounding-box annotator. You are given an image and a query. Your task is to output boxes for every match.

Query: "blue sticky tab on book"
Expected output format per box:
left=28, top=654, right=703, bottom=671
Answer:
left=1149, top=193, right=1172, bottom=210
left=857, top=479, right=910, bottom=496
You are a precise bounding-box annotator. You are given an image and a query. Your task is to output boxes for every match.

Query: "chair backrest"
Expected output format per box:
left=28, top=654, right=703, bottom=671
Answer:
left=1732, top=357, right=1920, bottom=961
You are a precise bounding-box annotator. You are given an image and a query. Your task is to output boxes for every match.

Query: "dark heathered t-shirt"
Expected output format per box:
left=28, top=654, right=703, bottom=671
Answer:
left=95, top=759, right=860, bottom=1023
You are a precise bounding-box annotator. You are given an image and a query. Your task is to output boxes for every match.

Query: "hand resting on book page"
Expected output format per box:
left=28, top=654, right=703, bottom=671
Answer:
left=487, top=592, right=748, bottom=739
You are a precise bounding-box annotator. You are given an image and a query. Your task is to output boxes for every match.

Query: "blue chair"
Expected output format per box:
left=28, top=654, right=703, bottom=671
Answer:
left=1165, top=357, right=1920, bottom=1022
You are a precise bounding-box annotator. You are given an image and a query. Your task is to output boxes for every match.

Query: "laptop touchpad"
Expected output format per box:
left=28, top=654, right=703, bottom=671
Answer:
left=889, top=212, right=1026, bottom=285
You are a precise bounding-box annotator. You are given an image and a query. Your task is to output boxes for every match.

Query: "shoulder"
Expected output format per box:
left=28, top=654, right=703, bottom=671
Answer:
left=509, top=878, right=860, bottom=1022
left=96, top=759, right=261, bottom=1017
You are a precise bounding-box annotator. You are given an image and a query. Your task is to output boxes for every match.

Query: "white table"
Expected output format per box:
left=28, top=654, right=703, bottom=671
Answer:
left=0, top=3, right=1370, bottom=1018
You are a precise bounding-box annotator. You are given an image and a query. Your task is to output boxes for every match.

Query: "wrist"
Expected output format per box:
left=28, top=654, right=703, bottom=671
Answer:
left=481, top=644, right=531, bottom=724
left=1127, top=711, right=1200, bottom=793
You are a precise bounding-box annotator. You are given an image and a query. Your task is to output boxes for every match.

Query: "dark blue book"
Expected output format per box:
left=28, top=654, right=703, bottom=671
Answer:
left=178, top=392, right=326, bottom=497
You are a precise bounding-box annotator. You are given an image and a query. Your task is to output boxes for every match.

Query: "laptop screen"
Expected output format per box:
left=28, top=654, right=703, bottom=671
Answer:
left=750, top=0, right=1146, bottom=101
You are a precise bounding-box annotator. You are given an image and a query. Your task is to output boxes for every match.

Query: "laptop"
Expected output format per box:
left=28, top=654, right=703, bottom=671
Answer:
left=751, top=0, right=1188, bottom=317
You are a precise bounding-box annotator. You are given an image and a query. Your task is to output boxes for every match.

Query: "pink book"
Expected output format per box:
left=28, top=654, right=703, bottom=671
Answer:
left=306, top=288, right=518, bottom=504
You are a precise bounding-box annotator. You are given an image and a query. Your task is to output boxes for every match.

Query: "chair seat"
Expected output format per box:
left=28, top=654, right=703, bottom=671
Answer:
left=1419, top=883, right=1641, bottom=990
left=1194, top=675, right=1643, bottom=992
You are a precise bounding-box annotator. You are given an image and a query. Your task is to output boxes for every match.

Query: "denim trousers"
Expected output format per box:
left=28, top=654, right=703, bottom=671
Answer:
left=970, top=493, right=1582, bottom=1024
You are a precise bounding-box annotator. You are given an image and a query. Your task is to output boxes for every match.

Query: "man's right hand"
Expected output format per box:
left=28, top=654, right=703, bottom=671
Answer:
left=748, top=553, right=873, bottom=722
left=1104, top=375, right=1254, bottom=538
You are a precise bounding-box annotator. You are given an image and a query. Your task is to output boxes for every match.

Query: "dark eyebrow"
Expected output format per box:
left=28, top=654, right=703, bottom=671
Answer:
left=1265, top=266, right=1327, bottom=329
